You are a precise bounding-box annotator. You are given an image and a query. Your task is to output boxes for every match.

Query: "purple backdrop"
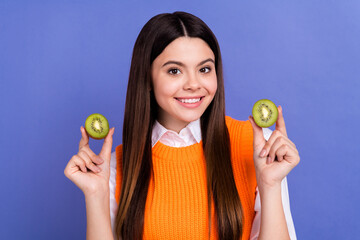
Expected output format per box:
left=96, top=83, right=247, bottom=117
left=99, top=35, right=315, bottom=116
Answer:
left=1, top=0, right=359, bottom=239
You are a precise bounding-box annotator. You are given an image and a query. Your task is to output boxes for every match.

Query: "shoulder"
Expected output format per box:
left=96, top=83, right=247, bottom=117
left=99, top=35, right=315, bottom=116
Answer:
left=225, top=116, right=253, bottom=152
left=114, top=145, right=123, bottom=170
left=225, top=116, right=272, bottom=182
left=225, top=117, right=254, bottom=183
left=225, top=116, right=272, bottom=142
left=225, top=116, right=253, bottom=138
left=115, top=144, right=123, bottom=156
left=226, top=117, right=258, bottom=210
left=225, top=116, right=250, bottom=129
left=111, top=144, right=123, bottom=172
left=113, top=144, right=123, bottom=204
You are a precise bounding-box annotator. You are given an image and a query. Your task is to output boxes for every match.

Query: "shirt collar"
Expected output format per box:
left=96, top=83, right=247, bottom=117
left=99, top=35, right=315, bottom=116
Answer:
left=151, top=119, right=202, bottom=147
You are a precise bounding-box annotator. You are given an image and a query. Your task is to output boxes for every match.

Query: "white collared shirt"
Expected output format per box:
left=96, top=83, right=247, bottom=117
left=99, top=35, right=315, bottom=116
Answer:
left=151, top=119, right=202, bottom=148
left=109, top=119, right=297, bottom=239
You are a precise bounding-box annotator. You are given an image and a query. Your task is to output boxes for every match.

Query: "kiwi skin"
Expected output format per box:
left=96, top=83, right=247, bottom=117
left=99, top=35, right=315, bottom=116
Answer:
left=252, top=99, right=278, bottom=128
left=84, top=113, right=110, bottom=140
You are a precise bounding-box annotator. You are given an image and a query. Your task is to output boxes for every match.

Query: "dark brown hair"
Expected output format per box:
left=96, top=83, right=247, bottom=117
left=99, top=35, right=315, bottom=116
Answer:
left=116, top=11, right=243, bottom=240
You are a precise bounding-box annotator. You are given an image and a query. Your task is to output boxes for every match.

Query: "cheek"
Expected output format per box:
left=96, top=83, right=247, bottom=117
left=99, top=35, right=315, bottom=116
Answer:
left=205, top=77, right=218, bottom=95
left=153, top=81, right=178, bottom=104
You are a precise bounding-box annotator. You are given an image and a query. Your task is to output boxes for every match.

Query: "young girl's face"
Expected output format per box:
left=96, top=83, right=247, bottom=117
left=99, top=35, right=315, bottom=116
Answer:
left=151, top=37, right=218, bottom=132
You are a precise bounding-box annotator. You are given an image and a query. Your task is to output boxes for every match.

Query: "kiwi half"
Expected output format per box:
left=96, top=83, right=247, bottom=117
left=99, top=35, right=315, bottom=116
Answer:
left=252, top=99, right=278, bottom=128
left=84, top=113, right=109, bottom=140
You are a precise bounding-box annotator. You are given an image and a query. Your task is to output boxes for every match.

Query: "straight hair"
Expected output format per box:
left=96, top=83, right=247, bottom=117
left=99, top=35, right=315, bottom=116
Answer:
left=116, top=11, right=243, bottom=240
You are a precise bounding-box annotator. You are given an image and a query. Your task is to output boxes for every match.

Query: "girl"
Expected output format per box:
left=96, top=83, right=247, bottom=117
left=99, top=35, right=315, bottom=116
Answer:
left=64, top=11, right=300, bottom=240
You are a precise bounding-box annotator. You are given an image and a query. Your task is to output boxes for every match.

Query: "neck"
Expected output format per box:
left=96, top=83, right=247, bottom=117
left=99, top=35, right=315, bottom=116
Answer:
left=156, top=118, right=189, bottom=133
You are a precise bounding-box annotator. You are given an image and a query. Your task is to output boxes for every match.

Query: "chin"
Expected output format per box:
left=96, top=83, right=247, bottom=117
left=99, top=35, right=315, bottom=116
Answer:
left=177, top=111, right=204, bottom=123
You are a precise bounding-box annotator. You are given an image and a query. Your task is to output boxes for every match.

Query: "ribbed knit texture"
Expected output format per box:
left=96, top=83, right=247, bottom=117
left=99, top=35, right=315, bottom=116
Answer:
left=115, top=117, right=257, bottom=240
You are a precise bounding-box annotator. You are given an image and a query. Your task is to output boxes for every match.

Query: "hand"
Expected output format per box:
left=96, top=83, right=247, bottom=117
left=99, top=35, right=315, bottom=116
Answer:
left=64, top=126, right=115, bottom=197
left=248, top=106, right=300, bottom=189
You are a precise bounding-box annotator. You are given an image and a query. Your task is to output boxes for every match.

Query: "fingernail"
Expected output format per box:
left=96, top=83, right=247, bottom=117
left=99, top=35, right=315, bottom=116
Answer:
left=95, top=166, right=101, bottom=172
left=98, top=157, right=104, bottom=163
left=267, top=156, right=271, bottom=164
left=260, top=149, right=266, bottom=158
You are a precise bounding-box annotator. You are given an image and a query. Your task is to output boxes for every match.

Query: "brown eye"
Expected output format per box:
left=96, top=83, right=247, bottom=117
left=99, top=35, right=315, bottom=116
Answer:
left=200, top=67, right=211, bottom=73
left=168, top=68, right=181, bottom=75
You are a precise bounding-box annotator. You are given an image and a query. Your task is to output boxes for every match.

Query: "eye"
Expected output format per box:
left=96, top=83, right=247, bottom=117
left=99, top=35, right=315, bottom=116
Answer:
left=200, top=67, right=211, bottom=73
left=168, top=68, right=181, bottom=75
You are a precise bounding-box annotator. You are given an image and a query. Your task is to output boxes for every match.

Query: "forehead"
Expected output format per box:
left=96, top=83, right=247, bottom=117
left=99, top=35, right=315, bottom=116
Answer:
left=155, top=37, right=215, bottom=63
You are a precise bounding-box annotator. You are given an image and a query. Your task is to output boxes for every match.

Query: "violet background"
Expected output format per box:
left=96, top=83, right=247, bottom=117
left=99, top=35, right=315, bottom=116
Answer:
left=1, top=0, right=359, bottom=239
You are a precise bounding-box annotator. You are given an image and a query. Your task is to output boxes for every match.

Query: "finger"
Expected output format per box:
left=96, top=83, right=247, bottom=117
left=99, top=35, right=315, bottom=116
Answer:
left=79, top=126, right=89, bottom=151
left=275, top=105, right=288, bottom=137
left=274, top=144, right=291, bottom=164
left=248, top=116, right=266, bottom=148
left=80, top=148, right=104, bottom=165
left=274, top=144, right=300, bottom=166
left=277, top=152, right=285, bottom=162
left=260, top=130, right=296, bottom=158
left=78, top=151, right=101, bottom=173
left=72, top=155, right=88, bottom=173
left=64, top=156, right=79, bottom=178
left=99, top=127, right=115, bottom=161
left=268, top=147, right=286, bottom=164
left=267, top=137, right=296, bottom=163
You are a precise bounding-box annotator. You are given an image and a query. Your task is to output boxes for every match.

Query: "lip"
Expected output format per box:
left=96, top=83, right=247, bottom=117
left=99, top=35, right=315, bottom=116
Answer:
left=174, top=96, right=204, bottom=108
left=175, top=96, right=204, bottom=100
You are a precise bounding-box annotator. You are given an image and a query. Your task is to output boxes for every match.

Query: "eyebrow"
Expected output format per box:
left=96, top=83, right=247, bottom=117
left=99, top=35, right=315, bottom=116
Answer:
left=161, top=58, right=215, bottom=68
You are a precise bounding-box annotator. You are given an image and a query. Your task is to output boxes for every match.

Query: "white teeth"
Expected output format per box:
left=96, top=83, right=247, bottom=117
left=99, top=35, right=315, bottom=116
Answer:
left=178, top=98, right=201, bottom=103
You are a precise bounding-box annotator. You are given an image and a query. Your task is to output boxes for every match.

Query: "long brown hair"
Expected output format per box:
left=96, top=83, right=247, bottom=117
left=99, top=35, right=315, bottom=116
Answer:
left=116, top=11, right=243, bottom=240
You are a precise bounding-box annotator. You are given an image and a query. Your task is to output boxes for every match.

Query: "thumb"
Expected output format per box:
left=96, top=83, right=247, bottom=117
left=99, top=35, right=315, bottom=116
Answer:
left=248, top=116, right=266, bottom=148
left=99, top=127, right=115, bottom=161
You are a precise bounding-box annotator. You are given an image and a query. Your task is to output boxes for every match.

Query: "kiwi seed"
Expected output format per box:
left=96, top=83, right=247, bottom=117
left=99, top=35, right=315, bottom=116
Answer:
left=252, top=99, right=278, bottom=128
left=84, top=113, right=109, bottom=140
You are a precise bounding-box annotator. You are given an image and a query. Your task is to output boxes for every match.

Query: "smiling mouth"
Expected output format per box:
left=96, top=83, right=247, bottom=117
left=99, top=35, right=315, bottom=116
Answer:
left=175, top=97, right=204, bottom=104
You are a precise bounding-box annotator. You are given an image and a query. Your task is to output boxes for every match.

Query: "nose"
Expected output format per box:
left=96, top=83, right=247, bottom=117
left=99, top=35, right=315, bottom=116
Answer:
left=183, top=73, right=201, bottom=90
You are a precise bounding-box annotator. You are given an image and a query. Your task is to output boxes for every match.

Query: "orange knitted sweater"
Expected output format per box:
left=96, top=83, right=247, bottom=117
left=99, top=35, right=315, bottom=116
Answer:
left=115, top=116, right=257, bottom=240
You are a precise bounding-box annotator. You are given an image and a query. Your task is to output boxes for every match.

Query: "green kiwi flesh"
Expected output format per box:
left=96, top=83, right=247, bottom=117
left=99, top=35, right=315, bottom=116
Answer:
left=85, top=113, right=109, bottom=139
left=252, top=99, right=278, bottom=128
